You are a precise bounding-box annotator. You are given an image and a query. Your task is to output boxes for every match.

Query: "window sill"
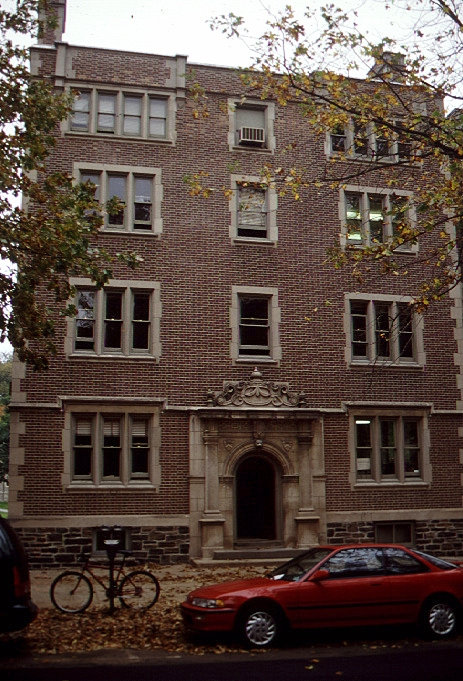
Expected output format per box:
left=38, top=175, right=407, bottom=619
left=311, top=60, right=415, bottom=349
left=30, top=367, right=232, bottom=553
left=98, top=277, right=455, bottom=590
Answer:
left=231, top=145, right=273, bottom=154
left=101, top=228, right=160, bottom=237
left=327, top=150, right=420, bottom=166
left=349, top=360, right=423, bottom=370
left=233, top=237, right=277, bottom=247
left=67, top=482, right=157, bottom=490
left=354, top=480, right=429, bottom=489
left=68, top=353, right=158, bottom=361
left=235, top=357, right=278, bottom=365
left=344, top=243, right=417, bottom=255
left=66, top=131, right=174, bottom=145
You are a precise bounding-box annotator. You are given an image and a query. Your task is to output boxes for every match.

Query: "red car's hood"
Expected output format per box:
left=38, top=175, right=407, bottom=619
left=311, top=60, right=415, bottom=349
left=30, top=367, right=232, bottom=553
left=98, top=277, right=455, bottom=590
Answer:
left=188, top=577, right=273, bottom=599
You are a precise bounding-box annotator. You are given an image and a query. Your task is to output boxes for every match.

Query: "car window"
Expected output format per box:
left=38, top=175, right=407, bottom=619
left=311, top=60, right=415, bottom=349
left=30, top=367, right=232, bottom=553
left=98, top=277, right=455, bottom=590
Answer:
left=323, top=548, right=385, bottom=578
left=269, top=548, right=333, bottom=582
left=412, top=550, right=456, bottom=570
left=384, top=547, right=429, bottom=574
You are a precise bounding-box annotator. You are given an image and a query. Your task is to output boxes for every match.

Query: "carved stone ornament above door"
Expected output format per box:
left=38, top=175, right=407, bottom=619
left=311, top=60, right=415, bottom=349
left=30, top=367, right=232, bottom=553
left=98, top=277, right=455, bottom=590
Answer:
left=206, top=368, right=306, bottom=408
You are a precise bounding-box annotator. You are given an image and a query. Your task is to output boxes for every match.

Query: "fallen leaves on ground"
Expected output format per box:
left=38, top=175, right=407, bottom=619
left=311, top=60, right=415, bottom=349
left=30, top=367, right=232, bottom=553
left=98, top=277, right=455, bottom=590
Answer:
left=1, top=564, right=265, bottom=657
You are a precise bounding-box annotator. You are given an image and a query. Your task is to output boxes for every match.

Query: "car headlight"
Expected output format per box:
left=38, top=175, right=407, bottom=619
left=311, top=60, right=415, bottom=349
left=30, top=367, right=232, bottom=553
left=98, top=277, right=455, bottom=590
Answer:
left=190, top=597, right=225, bottom=608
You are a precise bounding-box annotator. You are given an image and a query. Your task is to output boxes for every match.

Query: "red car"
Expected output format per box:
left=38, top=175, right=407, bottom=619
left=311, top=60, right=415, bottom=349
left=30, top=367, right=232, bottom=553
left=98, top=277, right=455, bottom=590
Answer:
left=181, top=544, right=463, bottom=647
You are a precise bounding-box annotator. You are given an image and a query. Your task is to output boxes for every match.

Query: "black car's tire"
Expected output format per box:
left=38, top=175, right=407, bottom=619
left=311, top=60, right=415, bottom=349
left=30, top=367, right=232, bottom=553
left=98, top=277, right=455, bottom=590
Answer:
left=237, top=603, right=284, bottom=648
left=420, top=596, right=459, bottom=638
left=50, top=571, right=93, bottom=613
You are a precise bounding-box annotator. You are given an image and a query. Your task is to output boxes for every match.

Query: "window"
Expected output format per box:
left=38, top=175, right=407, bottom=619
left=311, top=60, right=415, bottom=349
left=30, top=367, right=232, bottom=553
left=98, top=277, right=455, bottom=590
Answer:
left=70, top=91, right=90, bottom=131
left=353, top=415, right=423, bottom=482
left=67, top=408, right=160, bottom=487
left=69, top=89, right=172, bottom=140
left=323, top=547, right=385, bottom=578
left=342, top=188, right=415, bottom=250
left=228, top=99, right=275, bottom=152
left=76, top=163, right=162, bottom=235
left=375, top=522, right=415, bottom=545
left=348, top=297, right=421, bottom=365
left=239, top=296, right=270, bottom=356
left=329, top=118, right=413, bottom=162
left=231, top=286, right=281, bottom=364
left=69, top=279, right=161, bottom=360
left=97, top=92, right=116, bottom=133
left=230, top=176, right=278, bottom=243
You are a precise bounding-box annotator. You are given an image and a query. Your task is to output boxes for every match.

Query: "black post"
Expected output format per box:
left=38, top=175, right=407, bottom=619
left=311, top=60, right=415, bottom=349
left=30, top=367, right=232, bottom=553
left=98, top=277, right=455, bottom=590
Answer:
left=100, top=525, right=123, bottom=614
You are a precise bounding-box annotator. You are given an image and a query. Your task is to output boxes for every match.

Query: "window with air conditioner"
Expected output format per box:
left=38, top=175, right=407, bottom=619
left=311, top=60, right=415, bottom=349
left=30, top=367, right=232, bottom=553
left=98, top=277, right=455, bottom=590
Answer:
left=228, top=99, right=275, bottom=152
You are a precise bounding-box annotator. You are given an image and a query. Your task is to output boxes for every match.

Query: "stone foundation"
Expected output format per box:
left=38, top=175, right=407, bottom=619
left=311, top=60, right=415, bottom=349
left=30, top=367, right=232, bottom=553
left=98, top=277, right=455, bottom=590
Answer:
left=327, top=519, right=463, bottom=557
left=15, top=525, right=190, bottom=569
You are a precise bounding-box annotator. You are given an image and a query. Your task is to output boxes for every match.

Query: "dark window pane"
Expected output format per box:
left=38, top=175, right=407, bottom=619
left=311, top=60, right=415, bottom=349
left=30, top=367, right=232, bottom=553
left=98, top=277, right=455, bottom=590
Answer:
left=398, top=304, right=413, bottom=357
left=132, top=323, right=149, bottom=349
left=375, top=303, right=391, bottom=358
left=106, top=292, right=122, bottom=319
left=131, top=449, right=148, bottom=474
left=351, top=301, right=368, bottom=357
left=104, top=322, right=122, bottom=348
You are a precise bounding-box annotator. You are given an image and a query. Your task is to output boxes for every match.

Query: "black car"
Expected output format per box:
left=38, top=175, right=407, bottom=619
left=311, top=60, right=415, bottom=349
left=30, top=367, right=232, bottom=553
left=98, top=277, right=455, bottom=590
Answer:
left=0, top=517, right=37, bottom=633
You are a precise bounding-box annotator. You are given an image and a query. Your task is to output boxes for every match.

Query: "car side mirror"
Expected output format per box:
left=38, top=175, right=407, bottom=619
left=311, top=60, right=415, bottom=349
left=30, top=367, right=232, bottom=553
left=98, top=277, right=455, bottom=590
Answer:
left=311, top=568, right=330, bottom=582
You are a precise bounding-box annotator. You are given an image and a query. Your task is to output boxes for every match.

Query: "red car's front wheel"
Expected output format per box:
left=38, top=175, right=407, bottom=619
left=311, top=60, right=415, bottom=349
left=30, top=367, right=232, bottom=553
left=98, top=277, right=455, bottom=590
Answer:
left=238, top=603, right=284, bottom=648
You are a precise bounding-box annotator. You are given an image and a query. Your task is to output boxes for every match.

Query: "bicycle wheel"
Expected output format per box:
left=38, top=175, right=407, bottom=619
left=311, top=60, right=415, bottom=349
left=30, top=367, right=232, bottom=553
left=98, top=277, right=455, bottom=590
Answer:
left=50, top=571, right=93, bottom=613
left=119, top=570, right=160, bottom=610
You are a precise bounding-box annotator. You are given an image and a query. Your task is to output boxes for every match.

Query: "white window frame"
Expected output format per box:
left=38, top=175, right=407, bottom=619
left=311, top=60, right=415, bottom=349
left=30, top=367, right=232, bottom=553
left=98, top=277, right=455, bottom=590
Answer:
left=339, top=186, right=417, bottom=252
left=348, top=409, right=431, bottom=487
left=74, top=163, right=163, bottom=235
left=63, top=404, right=161, bottom=489
left=230, top=286, right=281, bottom=364
left=68, top=86, right=175, bottom=142
left=345, top=293, right=425, bottom=367
left=66, top=278, right=162, bottom=361
left=228, top=98, right=275, bottom=152
left=229, top=175, right=278, bottom=244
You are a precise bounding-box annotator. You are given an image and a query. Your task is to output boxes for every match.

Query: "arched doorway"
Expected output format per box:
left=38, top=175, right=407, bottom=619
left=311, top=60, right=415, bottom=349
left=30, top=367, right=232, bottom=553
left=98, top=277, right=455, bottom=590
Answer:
left=235, top=455, right=278, bottom=540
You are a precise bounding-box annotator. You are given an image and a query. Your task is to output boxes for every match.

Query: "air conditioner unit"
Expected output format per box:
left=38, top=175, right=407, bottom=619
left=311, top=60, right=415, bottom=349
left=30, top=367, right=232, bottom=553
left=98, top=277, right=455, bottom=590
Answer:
left=238, top=127, right=265, bottom=145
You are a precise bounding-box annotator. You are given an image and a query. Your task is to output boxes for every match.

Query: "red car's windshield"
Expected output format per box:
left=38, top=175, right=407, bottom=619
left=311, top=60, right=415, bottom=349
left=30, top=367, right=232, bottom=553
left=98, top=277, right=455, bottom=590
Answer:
left=269, top=548, right=333, bottom=582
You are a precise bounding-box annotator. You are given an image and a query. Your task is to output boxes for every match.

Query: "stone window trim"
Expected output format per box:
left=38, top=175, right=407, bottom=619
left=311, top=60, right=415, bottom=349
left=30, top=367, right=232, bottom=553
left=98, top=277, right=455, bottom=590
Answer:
left=230, top=285, right=281, bottom=365
left=339, top=185, right=417, bottom=253
left=227, top=98, right=276, bottom=153
left=73, top=162, right=163, bottom=236
left=347, top=407, right=431, bottom=488
left=229, top=174, right=278, bottom=245
left=66, top=85, right=176, bottom=143
left=345, top=293, right=425, bottom=368
left=62, top=402, right=161, bottom=490
left=325, top=118, right=416, bottom=164
left=65, top=278, right=162, bottom=361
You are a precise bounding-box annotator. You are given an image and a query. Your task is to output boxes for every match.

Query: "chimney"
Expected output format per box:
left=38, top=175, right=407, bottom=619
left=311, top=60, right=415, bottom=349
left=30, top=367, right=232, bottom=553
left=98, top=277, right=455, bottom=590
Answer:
left=367, top=51, right=406, bottom=81
left=37, top=0, right=67, bottom=45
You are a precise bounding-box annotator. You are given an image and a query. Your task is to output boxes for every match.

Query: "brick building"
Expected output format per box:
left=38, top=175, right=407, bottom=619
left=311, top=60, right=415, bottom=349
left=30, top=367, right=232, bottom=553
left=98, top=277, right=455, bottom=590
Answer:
left=8, top=0, right=463, bottom=566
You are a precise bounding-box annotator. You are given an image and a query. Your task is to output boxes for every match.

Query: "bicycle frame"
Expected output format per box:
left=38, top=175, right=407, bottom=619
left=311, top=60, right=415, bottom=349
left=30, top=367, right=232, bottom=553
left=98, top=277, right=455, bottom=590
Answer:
left=78, top=551, right=129, bottom=597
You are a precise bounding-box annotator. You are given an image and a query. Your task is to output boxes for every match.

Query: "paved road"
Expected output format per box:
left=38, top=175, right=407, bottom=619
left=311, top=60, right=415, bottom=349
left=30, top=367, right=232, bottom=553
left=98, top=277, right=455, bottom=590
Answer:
left=3, top=639, right=463, bottom=681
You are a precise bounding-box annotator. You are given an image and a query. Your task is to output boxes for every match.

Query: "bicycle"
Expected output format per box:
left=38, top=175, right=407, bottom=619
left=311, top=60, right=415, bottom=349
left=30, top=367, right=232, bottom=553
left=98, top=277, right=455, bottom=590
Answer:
left=50, top=550, right=160, bottom=613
